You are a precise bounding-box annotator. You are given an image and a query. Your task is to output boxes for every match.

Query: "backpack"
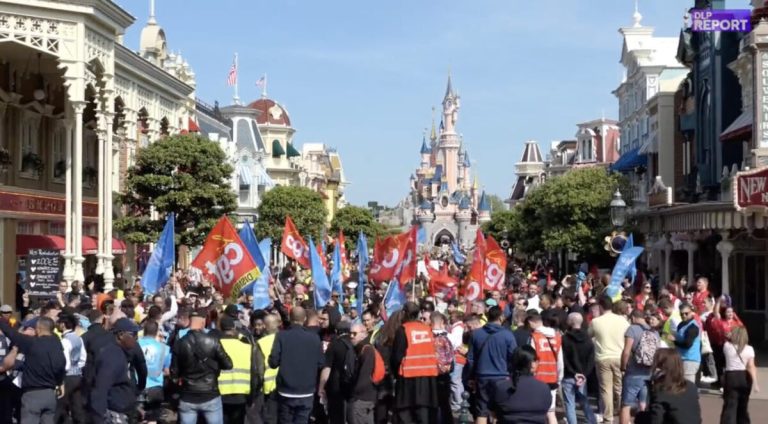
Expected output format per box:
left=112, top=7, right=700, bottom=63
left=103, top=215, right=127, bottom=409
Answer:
left=434, top=333, right=454, bottom=375
left=366, top=345, right=386, bottom=385
left=340, top=338, right=358, bottom=387
left=633, top=328, right=659, bottom=367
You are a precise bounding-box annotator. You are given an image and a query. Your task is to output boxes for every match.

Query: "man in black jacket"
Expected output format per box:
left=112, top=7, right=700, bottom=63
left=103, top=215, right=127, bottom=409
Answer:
left=171, top=308, right=233, bottom=424
left=0, top=315, right=65, bottom=424
left=89, top=318, right=141, bottom=424
left=268, top=306, right=324, bottom=424
left=561, top=312, right=598, bottom=424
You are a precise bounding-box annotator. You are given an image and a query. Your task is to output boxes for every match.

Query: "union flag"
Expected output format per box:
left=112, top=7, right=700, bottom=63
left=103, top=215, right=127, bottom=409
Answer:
left=395, top=226, right=418, bottom=287
left=191, top=217, right=261, bottom=301
left=280, top=216, right=310, bottom=268
left=484, top=235, right=507, bottom=291
left=368, top=235, right=406, bottom=283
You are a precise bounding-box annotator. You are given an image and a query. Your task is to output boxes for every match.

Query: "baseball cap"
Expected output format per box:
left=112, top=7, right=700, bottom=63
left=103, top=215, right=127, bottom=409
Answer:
left=0, top=304, right=12, bottom=313
left=22, top=317, right=39, bottom=329
left=111, top=318, right=140, bottom=334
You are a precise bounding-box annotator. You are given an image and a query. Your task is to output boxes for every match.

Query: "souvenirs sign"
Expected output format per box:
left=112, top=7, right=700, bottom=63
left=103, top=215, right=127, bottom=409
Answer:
left=25, top=248, right=63, bottom=298
left=733, top=166, right=768, bottom=212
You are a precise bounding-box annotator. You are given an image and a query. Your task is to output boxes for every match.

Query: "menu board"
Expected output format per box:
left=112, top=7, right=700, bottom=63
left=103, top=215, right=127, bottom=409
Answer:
left=25, top=248, right=63, bottom=298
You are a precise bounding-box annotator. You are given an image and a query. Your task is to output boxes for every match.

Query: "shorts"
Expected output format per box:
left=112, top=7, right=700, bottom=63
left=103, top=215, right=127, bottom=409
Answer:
left=621, top=374, right=649, bottom=408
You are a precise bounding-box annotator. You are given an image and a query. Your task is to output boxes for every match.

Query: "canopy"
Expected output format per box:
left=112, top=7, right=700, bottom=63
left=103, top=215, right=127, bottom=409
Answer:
left=610, top=147, right=646, bottom=172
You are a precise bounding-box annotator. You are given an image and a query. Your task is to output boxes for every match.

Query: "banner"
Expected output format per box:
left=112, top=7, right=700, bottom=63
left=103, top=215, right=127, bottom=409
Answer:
left=605, top=246, right=645, bottom=300
left=484, top=236, right=507, bottom=291
left=356, top=231, right=369, bottom=317
left=280, top=216, right=310, bottom=268
left=141, top=213, right=175, bottom=294
left=309, top=237, right=332, bottom=308
left=467, top=229, right=486, bottom=290
left=191, top=216, right=261, bottom=300
left=369, top=236, right=406, bottom=282
left=396, top=226, right=418, bottom=287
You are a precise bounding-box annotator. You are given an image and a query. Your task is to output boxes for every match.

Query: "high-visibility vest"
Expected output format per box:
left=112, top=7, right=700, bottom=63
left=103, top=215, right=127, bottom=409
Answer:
left=532, top=331, right=561, bottom=385
left=399, top=321, right=439, bottom=378
left=219, top=338, right=252, bottom=396
left=257, top=333, right=279, bottom=394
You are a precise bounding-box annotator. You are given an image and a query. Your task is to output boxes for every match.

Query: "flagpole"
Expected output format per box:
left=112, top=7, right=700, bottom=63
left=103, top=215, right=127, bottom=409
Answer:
left=262, top=73, right=268, bottom=98
left=233, top=52, right=240, bottom=105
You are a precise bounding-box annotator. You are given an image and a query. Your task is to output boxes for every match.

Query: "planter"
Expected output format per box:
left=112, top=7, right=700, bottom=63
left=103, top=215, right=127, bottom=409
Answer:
left=82, top=165, right=97, bottom=187
left=54, top=160, right=66, bottom=179
left=21, top=152, right=44, bottom=176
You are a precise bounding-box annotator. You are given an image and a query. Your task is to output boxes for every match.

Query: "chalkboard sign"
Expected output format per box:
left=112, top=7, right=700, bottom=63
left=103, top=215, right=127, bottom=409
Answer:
left=25, top=248, right=63, bottom=298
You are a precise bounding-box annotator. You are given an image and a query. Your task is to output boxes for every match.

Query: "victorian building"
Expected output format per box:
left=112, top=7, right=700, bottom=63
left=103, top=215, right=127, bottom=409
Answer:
left=0, top=0, right=196, bottom=302
left=508, top=140, right=545, bottom=207
left=399, top=76, right=487, bottom=248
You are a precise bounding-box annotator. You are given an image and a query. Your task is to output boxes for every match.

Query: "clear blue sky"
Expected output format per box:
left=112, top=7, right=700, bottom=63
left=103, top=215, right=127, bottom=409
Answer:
left=122, top=0, right=691, bottom=206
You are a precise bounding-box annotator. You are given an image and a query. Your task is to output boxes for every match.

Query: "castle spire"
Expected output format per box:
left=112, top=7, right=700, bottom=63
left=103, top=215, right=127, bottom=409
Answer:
left=430, top=107, right=437, bottom=142
left=444, top=72, right=454, bottom=99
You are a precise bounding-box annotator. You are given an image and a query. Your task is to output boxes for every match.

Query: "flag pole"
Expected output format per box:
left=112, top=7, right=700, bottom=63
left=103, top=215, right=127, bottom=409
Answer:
left=262, top=73, right=268, bottom=98
left=233, top=52, right=240, bottom=105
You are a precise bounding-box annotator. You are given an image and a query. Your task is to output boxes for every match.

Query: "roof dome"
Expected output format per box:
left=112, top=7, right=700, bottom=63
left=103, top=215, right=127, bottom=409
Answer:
left=247, top=98, right=291, bottom=126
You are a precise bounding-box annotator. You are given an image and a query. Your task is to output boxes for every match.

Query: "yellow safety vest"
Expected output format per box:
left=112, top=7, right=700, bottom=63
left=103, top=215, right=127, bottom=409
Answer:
left=219, top=338, right=252, bottom=396
left=257, top=334, right=279, bottom=394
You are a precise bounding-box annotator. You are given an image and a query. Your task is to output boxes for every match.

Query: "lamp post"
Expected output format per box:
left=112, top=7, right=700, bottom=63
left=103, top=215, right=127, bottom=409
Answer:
left=610, top=188, right=627, bottom=228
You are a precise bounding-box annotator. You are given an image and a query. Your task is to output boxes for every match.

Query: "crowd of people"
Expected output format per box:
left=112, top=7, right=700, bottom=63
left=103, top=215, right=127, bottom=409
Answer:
left=0, top=255, right=762, bottom=424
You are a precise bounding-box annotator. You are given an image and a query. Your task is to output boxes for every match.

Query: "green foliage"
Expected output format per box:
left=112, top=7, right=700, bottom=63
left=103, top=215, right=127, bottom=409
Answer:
left=254, top=185, right=327, bottom=241
left=502, top=167, right=626, bottom=255
left=486, top=194, right=507, bottom=215
left=114, top=134, right=237, bottom=247
left=330, top=205, right=383, bottom=248
left=482, top=209, right=520, bottom=241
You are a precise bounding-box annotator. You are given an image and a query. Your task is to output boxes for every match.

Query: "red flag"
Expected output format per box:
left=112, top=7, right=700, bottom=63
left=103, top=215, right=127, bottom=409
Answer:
left=369, top=236, right=405, bottom=282
left=424, top=253, right=458, bottom=296
left=396, top=226, right=418, bottom=287
left=484, top=236, right=507, bottom=291
left=280, top=216, right=310, bottom=268
left=338, top=231, right=349, bottom=277
left=468, top=229, right=486, bottom=288
left=191, top=217, right=261, bottom=301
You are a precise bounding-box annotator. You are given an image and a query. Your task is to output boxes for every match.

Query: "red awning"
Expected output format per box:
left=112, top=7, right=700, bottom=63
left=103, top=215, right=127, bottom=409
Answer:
left=188, top=117, right=200, bottom=132
left=16, top=235, right=127, bottom=256
left=16, top=234, right=66, bottom=255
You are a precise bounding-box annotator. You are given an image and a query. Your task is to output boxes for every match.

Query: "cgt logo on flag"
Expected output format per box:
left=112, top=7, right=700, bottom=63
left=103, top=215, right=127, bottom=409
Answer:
left=192, top=217, right=260, bottom=301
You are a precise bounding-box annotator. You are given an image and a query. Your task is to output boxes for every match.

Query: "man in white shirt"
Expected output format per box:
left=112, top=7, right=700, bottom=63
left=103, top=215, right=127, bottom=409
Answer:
left=57, top=311, right=87, bottom=424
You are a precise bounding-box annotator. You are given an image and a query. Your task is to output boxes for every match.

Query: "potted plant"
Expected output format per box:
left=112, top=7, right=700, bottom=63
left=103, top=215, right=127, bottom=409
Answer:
left=82, top=165, right=97, bottom=186
left=0, top=147, right=10, bottom=172
left=54, top=160, right=66, bottom=179
left=21, top=152, right=44, bottom=175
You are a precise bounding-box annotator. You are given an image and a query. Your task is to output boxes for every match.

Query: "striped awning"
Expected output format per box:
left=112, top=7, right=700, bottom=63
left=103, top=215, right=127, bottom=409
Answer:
left=255, top=166, right=275, bottom=187
left=238, top=165, right=253, bottom=187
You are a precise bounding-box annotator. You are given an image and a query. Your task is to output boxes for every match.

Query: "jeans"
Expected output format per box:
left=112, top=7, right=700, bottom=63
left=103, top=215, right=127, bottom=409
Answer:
left=720, top=370, right=752, bottom=424
left=449, top=363, right=464, bottom=411
left=276, top=395, right=313, bottom=424
left=178, top=397, right=223, bottom=424
left=562, top=377, right=597, bottom=424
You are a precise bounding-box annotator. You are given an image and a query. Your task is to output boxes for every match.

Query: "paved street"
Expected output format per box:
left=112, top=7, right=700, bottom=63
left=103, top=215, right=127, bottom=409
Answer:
left=700, top=393, right=767, bottom=423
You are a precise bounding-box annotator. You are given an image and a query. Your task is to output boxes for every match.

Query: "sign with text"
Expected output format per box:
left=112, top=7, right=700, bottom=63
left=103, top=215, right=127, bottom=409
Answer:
left=734, top=166, right=768, bottom=212
left=24, top=248, right=63, bottom=298
left=0, top=191, right=98, bottom=217
left=689, top=9, right=751, bottom=32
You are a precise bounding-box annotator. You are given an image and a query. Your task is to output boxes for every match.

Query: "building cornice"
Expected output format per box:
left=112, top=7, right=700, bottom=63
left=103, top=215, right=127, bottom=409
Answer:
left=115, top=44, right=194, bottom=97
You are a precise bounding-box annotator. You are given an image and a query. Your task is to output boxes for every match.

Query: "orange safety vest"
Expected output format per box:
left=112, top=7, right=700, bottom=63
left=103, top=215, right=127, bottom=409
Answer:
left=532, top=331, right=561, bottom=385
left=399, top=321, right=439, bottom=378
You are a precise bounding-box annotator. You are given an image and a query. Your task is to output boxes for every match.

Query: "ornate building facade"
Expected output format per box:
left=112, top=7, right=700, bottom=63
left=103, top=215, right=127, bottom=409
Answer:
left=401, top=76, right=489, bottom=247
left=0, top=0, right=196, bottom=301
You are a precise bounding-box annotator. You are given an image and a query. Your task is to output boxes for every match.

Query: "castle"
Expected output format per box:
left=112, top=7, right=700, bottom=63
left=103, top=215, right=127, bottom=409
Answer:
left=400, top=76, right=490, bottom=248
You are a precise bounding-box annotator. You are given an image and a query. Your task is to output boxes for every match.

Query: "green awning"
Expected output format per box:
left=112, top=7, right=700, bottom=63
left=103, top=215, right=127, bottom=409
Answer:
left=286, top=142, right=301, bottom=158
left=272, top=139, right=285, bottom=158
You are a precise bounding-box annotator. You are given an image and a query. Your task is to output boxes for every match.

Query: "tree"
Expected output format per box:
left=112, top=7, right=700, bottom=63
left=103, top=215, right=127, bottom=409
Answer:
left=115, top=134, right=237, bottom=247
left=330, top=205, right=383, bottom=248
left=506, top=167, right=627, bottom=255
left=254, top=185, right=327, bottom=241
left=482, top=209, right=521, bottom=242
left=486, top=194, right=507, bottom=214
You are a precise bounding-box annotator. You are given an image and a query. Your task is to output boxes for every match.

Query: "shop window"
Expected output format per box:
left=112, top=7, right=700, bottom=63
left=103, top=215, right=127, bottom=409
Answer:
left=17, top=221, right=35, bottom=235
left=743, top=255, right=767, bottom=312
left=49, top=222, right=65, bottom=235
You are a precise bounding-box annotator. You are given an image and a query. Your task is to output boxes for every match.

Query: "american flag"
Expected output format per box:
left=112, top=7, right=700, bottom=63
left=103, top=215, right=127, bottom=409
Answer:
left=255, top=75, right=266, bottom=89
left=226, top=59, right=237, bottom=86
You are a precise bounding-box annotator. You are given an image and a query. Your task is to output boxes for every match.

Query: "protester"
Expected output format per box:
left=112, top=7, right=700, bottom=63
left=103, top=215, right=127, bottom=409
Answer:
left=219, top=316, right=258, bottom=424
left=430, top=311, right=455, bottom=424
left=56, top=311, right=88, bottom=424
left=562, top=312, right=597, bottom=424
left=530, top=313, right=563, bottom=424
left=348, top=322, right=377, bottom=424
left=0, top=315, right=66, bottom=424
left=319, top=320, right=354, bottom=422
left=672, top=303, right=701, bottom=383
left=720, top=326, right=759, bottom=424
left=137, top=320, right=171, bottom=424
left=589, top=295, right=628, bottom=423
left=268, top=306, right=324, bottom=424
left=619, top=310, right=657, bottom=424
left=171, top=308, right=233, bottom=424
left=254, top=314, right=280, bottom=424
left=490, top=345, right=551, bottom=423
left=640, top=349, right=701, bottom=424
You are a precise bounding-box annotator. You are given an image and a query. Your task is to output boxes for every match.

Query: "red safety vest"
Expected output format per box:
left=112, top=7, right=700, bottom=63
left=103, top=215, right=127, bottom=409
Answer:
left=532, top=331, right=561, bottom=385
left=399, top=321, right=439, bottom=378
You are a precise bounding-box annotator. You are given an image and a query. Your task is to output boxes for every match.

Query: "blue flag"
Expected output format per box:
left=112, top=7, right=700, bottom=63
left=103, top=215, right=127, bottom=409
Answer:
left=626, top=234, right=637, bottom=284
left=606, top=246, right=644, bottom=300
left=141, top=213, right=175, bottom=294
left=251, top=238, right=273, bottom=310
left=239, top=221, right=265, bottom=271
left=258, top=238, right=272, bottom=270
left=417, top=227, right=427, bottom=245
left=310, top=237, right=332, bottom=309
left=451, top=242, right=466, bottom=264
left=383, top=279, right=406, bottom=319
left=356, top=231, right=369, bottom=317
left=330, top=240, right=343, bottom=301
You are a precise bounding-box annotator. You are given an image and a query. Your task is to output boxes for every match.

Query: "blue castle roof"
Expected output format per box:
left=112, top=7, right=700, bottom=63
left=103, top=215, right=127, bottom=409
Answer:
left=478, top=191, right=491, bottom=212
left=459, top=196, right=470, bottom=210
left=463, top=151, right=471, bottom=168
left=432, top=165, right=443, bottom=182
left=420, top=200, right=432, bottom=210
left=420, top=136, right=431, bottom=154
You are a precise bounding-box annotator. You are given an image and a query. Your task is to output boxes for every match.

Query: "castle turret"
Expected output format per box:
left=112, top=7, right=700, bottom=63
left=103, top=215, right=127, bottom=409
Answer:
left=456, top=195, right=472, bottom=247
left=439, top=74, right=461, bottom=193
left=418, top=200, right=434, bottom=224
left=420, top=136, right=431, bottom=169
left=478, top=191, right=491, bottom=224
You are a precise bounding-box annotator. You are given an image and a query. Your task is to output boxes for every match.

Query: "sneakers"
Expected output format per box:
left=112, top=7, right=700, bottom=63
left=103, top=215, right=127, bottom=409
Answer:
left=700, top=376, right=717, bottom=384
left=595, top=414, right=603, bottom=423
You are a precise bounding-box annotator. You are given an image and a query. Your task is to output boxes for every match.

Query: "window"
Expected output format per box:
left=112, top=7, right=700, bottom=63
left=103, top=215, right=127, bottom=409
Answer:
left=239, top=188, right=250, bottom=205
left=742, top=255, right=767, bottom=312
left=17, top=221, right=35, bottom=235
left=49, top=222, right=65, bottom=235
left=20, top=112, right=41, bottom=156
left=52, top=124, right=67, bottom=181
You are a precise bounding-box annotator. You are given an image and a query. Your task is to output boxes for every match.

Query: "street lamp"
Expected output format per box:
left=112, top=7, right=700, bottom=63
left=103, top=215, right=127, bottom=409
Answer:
left=610, top=188, right=627, bottom=228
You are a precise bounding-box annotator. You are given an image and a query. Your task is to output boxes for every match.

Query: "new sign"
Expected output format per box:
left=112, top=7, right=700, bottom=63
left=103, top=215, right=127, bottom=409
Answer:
left=733, top=166, right=768, bottom=212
